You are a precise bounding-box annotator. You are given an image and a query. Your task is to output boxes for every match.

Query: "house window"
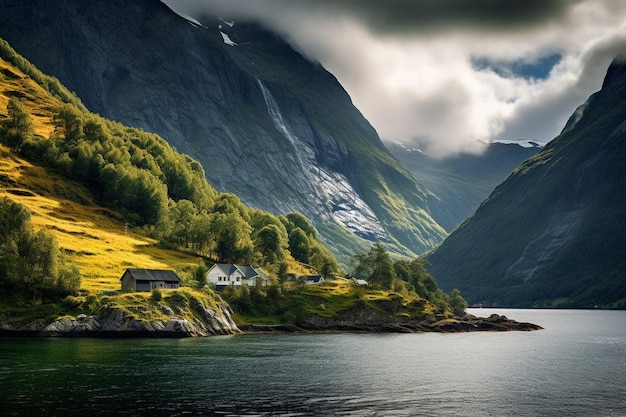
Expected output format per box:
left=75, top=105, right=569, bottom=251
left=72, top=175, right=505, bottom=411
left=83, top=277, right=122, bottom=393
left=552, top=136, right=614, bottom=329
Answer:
left=236, top=277, right=240, bottom=282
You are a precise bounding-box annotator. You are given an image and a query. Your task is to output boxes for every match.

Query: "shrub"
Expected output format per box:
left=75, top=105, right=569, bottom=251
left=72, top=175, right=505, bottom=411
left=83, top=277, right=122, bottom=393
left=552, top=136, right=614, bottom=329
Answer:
left=151, top=288, right=163, bottom=302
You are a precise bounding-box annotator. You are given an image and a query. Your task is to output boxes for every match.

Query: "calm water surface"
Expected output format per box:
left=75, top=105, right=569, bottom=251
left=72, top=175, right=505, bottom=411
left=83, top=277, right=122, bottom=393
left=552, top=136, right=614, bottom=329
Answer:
left=1, top=309, right=625, bottom=416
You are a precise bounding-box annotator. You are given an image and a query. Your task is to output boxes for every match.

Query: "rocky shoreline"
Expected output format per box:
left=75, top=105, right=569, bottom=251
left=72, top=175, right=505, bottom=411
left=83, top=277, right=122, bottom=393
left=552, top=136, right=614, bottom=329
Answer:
left=0, top=311, right=542, bottom=338
left=240, top=313, right=543, bottom=334
left=0, top=303, right=241, bottom=338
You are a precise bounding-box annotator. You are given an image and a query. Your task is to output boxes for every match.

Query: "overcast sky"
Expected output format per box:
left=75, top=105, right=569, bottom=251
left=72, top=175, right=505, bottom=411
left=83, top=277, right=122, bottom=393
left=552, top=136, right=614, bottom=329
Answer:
left=162, top=0, right=626, bottom=158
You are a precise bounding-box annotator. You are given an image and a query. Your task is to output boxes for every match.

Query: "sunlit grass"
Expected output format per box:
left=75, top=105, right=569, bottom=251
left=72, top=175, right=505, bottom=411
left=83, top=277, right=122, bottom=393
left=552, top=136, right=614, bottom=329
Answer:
left=0, top=58, right=59, bottom=138
left=0, top=145, right=199, bottom=293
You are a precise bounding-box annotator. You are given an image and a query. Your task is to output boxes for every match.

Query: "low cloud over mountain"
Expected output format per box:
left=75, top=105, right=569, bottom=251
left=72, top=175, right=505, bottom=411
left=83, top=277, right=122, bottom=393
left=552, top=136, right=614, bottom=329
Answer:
left=163, top=0, right=626, bottom=157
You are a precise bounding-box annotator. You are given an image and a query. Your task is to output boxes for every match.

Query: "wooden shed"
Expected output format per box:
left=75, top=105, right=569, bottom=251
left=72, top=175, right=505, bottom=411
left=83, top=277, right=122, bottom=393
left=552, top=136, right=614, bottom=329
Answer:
left=120, top=268, right=181, bottom=292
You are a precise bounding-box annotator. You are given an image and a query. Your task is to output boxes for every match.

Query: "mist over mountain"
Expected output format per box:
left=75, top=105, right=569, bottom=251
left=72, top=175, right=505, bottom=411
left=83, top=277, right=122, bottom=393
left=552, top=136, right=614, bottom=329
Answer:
left=0, top=0, right=447, bottom=263
left=387, top=141, right=542, bottom=232
left=427, top=59, right=626, bottom=308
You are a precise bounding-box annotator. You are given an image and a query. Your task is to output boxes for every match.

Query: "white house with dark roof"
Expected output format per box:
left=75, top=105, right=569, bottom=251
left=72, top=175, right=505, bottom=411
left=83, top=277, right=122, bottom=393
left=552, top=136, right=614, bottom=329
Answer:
left=305, top=275, right=325, bottom=285
left=120, top=268, right=181, bottom=292
left=206, top=263, right=270, bottom=289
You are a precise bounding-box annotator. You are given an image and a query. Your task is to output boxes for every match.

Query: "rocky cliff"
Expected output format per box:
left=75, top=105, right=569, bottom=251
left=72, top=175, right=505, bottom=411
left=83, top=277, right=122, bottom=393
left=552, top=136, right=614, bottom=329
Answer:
left=0, top=297, right=241, bottom=337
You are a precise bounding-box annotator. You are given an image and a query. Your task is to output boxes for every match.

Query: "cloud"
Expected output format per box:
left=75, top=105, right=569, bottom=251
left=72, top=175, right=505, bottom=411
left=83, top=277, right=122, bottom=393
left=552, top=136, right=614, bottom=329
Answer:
left=162, top=0, right=626, bottom=157
left=164, top=0, right=580, bottom=33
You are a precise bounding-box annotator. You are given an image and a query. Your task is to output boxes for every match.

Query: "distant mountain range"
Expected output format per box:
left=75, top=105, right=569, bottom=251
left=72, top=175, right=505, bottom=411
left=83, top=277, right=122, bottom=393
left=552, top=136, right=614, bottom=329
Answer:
left=387, top=141, right=541, bottom=231
left=427, top=59, right=626, bottom=308
left=0, top=0, right=448, bottom=264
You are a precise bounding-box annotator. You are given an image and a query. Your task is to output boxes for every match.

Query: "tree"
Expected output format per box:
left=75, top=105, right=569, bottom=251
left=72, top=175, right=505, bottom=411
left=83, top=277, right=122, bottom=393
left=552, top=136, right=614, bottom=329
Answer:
left=0, top=198, right=80, bottom=299
left=193, top=264, right=208, bottom=289
left=210, top=212, right=253, bottom=263
left=4, top=97, right=33, bottom=150
left=170, top=199, right=197, bottom=247
left=255, top=224, right=287, bottom=264
left=189, top=211, right=212, bottom=256
left=285, top=212, right=317, bottom=237
left=368, top=244, right=395, bottom=289
left=351, top=244, right=396, bottom=289
left=288, top=227, right=310, bottom=264
left=448, top=288, right=468, bottom=311
left=53, top=104, right=84, bottom=142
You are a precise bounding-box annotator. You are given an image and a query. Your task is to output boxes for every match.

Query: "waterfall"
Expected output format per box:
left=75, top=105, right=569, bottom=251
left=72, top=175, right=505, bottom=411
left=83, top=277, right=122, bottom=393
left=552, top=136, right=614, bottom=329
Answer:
left=256, top=79, right=388, bottom=241
left=257, top=79, right=312, bottom=169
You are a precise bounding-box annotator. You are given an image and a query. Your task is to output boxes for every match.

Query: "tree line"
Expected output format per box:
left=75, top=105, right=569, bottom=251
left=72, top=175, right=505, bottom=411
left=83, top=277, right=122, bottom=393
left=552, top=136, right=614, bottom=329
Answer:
left=351, top=243, right=467, bottom=311
left=0, top=197, right=80, bottom=300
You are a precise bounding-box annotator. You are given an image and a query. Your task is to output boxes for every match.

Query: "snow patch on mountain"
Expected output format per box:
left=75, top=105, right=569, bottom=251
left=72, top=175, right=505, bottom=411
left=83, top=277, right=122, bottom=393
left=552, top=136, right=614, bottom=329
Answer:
left=220, top=31, right=237, bottom=46
left=257, top=79, right=388, bottom=241
left=489, top=139, right=543, bottom=148
left=161, top=2, right=206, bottom=28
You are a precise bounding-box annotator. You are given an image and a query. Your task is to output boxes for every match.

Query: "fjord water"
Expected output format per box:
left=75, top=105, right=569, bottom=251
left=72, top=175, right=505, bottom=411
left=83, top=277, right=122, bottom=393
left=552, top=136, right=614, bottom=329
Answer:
left=1, top=309, right=625, bottom=416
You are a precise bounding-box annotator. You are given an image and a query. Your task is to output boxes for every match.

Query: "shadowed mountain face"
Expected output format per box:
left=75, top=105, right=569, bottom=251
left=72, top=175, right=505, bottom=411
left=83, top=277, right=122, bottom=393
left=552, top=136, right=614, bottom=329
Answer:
left=427, top=59, right=626, bottom=308
left=0, top=0, right=447, bottom=262
left=387, top=141, right=542, bottom=232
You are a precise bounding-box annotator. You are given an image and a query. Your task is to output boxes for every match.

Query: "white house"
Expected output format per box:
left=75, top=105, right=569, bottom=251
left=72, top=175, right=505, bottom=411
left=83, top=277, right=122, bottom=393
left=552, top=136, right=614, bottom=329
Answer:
left=305, top=275, right=325, bottom=285
left=206, top=263, right=270, bottom=289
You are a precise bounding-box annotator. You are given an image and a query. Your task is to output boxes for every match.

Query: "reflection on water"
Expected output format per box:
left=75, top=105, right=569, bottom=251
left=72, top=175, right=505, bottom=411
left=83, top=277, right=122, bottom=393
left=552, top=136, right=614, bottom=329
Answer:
left=1, top=309, right=625, bottom=416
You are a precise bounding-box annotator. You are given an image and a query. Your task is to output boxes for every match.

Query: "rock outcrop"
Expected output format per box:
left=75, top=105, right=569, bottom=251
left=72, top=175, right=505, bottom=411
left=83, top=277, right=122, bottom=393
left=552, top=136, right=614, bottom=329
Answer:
left=0, top=301, right=241, bottom=338
left=240, top=312, right=542, bottom=333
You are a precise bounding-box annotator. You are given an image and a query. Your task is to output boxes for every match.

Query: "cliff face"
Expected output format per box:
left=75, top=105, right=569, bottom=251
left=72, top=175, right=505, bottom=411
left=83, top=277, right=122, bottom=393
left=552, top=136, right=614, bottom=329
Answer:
left=0, top=299, right=241, bottom=337
left=0, top=0, right=447, bottom=260
left=427, top=59, right=626, bottom=308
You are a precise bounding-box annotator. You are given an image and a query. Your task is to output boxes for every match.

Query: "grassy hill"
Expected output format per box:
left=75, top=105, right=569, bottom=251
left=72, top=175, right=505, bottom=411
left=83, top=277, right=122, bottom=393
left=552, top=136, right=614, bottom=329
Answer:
left=0, top=57, right=200, bottom=292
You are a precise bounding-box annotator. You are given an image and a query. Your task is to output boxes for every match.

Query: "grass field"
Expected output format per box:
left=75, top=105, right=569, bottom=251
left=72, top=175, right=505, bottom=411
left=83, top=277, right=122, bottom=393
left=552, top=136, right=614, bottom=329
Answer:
left=0, top=145, right=201, bottom=293
left=0, top=58, right=58, bottom=138
left=0, top=56, right=203, bottom=293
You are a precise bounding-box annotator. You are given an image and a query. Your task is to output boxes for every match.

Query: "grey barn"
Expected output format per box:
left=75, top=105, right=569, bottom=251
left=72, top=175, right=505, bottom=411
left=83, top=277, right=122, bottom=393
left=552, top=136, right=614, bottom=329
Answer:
left=120, top=268, right=181, bottom=292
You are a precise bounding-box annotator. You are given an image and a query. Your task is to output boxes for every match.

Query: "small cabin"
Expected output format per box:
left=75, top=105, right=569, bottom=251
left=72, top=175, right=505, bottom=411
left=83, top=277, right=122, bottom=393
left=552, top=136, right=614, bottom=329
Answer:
left=120, top=268, right=181, bottom=292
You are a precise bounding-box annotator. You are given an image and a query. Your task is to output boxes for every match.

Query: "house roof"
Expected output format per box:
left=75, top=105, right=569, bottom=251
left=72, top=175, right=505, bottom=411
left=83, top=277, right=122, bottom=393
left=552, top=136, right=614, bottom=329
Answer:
left=210, top=263, right=267, bottom=279
left=306, top=275, right=324, bottom=283
left=121, top=269, right=181, bottom=282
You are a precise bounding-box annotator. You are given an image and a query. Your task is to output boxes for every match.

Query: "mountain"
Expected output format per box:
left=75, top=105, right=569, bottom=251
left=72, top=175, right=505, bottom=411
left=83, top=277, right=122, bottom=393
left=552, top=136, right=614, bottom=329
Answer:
left=426, top=59, right=626, bottom=309
left=387, top=141, right=542, bottom=231
left=0, top=0, right=447, bottom=263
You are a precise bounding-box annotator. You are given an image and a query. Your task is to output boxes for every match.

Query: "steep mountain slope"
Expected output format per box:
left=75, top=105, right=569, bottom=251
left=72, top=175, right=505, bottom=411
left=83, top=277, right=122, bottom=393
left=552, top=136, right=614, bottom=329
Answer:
left=0, top=0, right=447, bottom=261
left=426, top=59, right=626, bottom=308
left=387, top=141, right=542, bottom=231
